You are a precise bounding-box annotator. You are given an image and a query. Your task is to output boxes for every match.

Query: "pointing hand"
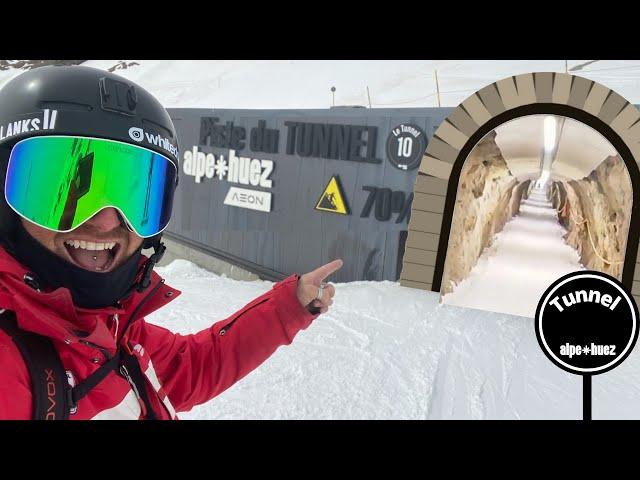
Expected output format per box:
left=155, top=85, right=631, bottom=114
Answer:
left=296, top=259, right=343, bottom=315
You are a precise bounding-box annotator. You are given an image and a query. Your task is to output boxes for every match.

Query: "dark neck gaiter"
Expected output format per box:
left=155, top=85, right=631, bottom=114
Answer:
left=8, top=222, right=144, bottom=309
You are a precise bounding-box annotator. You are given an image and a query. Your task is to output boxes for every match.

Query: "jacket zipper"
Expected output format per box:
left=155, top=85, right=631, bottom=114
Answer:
left=218, top=298, right=269, bottom=336
left=112, top=314, right=119, bottom=341
left=119, top=364, right=148, bottom=418
left=103, top=283, right=165, bottom=418
left=79, top=339, right=113, bottom=361
left=42, top=281, right=165, bottom=418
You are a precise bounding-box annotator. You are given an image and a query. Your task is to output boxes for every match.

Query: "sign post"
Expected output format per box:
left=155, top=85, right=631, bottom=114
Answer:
left=535, top=271, right=639, bottom=420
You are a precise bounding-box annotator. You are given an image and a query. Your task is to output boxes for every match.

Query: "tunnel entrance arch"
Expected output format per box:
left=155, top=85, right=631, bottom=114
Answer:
left=400, top=72, right=640, bottom=310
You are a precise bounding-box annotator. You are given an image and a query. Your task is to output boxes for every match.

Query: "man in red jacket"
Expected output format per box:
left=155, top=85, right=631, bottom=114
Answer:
left=0, top=65, right=341, bottom=420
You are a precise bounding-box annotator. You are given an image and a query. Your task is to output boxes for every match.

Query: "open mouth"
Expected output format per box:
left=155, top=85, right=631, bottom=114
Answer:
left=63, top=239, right=121, bottom=272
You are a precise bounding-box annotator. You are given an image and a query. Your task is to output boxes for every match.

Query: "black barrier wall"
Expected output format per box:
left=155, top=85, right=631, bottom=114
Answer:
left=166, top=107, right=451, bottom=282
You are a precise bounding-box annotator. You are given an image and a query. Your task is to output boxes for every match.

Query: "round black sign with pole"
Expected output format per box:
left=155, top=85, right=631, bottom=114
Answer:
left=386, top=123, right=428, bottom=171
left=535, top=270, right=639, bottom=420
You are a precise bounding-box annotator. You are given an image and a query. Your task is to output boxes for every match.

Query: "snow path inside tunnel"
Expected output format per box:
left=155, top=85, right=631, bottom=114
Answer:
left=442, top=188, right=585, bottom=318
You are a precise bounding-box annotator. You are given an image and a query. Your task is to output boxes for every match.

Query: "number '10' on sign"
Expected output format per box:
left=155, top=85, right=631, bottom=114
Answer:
left=396, top=137, right=414, bottom=158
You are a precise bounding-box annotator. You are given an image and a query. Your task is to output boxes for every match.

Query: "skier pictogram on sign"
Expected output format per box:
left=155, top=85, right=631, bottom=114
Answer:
left=315, top=176, right=350, bottom=215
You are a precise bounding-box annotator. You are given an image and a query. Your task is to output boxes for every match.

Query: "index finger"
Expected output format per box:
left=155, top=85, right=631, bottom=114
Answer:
left=308, top=259, right=343, bottom=283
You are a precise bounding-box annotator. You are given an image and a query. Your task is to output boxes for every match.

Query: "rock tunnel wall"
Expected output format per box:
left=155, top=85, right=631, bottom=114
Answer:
left=441, top=132, right=531, bottom=295
left=551, top=155, right=632, bottom=280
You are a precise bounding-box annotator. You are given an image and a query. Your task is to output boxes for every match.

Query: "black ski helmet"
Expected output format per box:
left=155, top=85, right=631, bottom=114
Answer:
left=0, top=64, right=180, bottom=248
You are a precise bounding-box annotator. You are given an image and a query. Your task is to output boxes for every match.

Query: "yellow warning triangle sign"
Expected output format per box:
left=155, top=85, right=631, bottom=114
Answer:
left=315, top=176, right=349, bottom=215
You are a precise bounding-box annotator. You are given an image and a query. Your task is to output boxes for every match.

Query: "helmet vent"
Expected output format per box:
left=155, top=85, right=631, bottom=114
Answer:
left=99, top=77, right=137, bottom=116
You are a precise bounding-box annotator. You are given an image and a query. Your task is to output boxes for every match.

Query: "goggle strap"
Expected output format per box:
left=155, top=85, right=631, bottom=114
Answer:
left=135, top=241, right=166, bottom=293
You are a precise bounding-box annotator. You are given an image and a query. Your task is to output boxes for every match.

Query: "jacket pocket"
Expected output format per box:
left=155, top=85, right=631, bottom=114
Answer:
left=217, top=297, right=270, bottom=336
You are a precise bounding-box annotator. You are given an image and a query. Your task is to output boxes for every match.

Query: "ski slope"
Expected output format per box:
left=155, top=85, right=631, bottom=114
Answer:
left=4, top=60, right=640, bottom=109
left=442, top=188, right=585, bottom=317
left=147, top=259, right=640, bottom=419
left=80, top=60, right=640, bottom=109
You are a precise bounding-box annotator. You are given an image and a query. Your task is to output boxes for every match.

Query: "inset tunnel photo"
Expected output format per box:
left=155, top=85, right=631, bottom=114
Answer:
left=440, top=114, right=633, bottom=317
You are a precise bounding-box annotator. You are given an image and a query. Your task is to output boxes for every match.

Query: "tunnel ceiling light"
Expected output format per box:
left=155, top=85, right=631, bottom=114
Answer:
left=544, top=116, right=557, bottom=153
left=538, top=170, right=550, bottom=188
left=535, top=169, right=551, bottom=189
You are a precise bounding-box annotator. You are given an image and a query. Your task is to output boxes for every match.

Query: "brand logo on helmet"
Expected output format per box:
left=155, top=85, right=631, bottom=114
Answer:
left=0, top=109, right=58, bottom=141
left=128, top=127, right=144, bottom=142
left=128, top=126, right=178, bottom=158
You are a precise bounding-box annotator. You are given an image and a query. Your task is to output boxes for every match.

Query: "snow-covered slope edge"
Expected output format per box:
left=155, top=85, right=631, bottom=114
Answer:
left=147, top=260, right=592, bottom=419
left=81, top=60, right=640, bottom=109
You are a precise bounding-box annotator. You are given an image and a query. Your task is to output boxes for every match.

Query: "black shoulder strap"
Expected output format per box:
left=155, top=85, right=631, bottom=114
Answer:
left=0, top=310, right=69, bottom=420
left=121, top=349, right=158, bottom=420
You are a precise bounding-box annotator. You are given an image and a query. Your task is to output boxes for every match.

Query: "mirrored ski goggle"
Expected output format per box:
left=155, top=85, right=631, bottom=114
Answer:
left=5, top=135, right=178, bottom=238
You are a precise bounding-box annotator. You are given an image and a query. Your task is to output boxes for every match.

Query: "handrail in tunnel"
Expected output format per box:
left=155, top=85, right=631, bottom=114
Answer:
left=551, top=183, right=624, bottom=266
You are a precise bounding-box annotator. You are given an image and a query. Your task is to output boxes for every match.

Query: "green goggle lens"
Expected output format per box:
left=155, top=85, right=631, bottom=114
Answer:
left=5, top=135, right=177, bottom=238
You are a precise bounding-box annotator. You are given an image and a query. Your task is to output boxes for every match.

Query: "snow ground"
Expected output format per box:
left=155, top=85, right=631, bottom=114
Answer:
left=148, top=259, right=640, bottom=419
left=442, top=188, right=585, bottom=318
left=148, top=260, right=586, bottom=419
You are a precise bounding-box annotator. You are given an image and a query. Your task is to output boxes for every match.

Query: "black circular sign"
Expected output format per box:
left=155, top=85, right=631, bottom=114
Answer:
left=535, top=271, right=639, bottom=375
left=386, top=123, right=427, bottom=171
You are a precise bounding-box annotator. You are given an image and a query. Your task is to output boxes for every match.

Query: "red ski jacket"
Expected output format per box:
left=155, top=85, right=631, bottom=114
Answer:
left=0, top=247, right=319, bottom=419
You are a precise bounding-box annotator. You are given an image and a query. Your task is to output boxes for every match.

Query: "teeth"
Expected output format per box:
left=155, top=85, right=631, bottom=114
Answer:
left=65, top=240, right=117, bottom=250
